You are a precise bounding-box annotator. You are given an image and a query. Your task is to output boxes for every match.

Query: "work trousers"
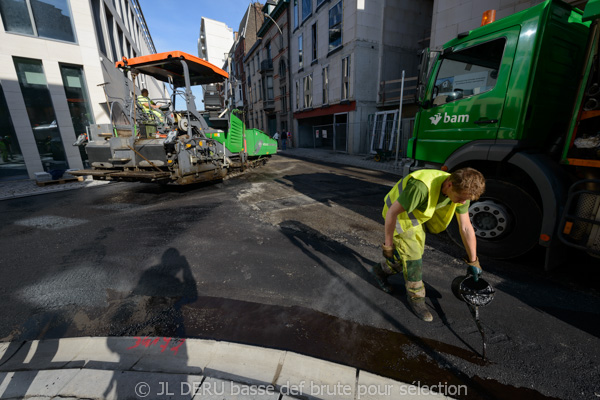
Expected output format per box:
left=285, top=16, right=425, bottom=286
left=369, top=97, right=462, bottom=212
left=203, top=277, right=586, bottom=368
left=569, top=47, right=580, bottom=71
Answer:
left=381, top=224, right=426, bottom=299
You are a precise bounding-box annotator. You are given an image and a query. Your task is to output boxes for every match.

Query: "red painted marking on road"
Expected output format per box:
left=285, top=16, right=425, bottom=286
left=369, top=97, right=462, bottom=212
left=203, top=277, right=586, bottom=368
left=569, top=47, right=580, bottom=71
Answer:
left=127, top=336, right=186, bottom=355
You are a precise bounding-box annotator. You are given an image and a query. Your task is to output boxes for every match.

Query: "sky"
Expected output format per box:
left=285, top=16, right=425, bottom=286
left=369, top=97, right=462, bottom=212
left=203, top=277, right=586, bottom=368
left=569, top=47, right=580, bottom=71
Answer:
left=140, top=0, right=253, bottom=110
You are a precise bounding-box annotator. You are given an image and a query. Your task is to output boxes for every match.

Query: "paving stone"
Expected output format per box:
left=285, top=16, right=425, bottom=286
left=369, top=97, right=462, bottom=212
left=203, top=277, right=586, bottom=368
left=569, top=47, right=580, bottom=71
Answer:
left=0, top=369, right=79, bottom=399
left=57, top=369, right=202, bottom=400
left=203, top=341, right=286, bottom=387
left=133, top=337, right=205, bottom=374
left=275, top=351, right=356, bottom=400
left=65, top=337, right=148, bottom=371
left=0, top=338, right=91, bottom=372
left=0, top=342, right=24, bottom=368
left=192, top=377, right=279, bottom=399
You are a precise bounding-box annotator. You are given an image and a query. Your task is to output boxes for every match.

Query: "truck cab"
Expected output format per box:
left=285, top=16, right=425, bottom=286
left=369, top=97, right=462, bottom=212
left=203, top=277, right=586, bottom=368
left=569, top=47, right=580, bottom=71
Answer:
left=408, top=0, right=600, bottom=268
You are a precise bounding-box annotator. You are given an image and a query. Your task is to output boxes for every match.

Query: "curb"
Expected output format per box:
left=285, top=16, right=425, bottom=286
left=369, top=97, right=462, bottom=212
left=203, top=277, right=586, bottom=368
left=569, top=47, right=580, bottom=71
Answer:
left=0, top=337, right=453, bottom=399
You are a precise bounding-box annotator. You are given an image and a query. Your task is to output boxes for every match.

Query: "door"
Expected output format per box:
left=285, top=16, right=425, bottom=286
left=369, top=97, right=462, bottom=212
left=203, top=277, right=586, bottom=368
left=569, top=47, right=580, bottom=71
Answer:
left=334, top=113, right=347, bottom=152
left=416, top=28, right=519, bottom=163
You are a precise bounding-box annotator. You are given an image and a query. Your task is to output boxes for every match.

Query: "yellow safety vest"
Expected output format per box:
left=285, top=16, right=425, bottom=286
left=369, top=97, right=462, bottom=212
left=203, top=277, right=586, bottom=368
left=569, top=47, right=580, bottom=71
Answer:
left=137, top=95, right=152, bottom=112
left=382, top=170, right=458, bottom=235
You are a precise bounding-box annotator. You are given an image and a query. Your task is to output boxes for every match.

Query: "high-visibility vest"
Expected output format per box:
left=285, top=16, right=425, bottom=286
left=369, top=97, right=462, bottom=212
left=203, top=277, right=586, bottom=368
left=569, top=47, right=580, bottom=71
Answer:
left=382, top=169, right=457, bottom=235
left=137, top=95, right=152, bottom=112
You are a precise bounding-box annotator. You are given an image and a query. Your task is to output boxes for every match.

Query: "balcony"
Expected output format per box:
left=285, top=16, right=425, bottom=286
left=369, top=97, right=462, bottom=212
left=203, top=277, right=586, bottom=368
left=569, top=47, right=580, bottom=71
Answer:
left=378, top=76, right=418, bottom=106
left=263, top=99, right=275, bottom=110
left=259, top=59, right=273, bottom=73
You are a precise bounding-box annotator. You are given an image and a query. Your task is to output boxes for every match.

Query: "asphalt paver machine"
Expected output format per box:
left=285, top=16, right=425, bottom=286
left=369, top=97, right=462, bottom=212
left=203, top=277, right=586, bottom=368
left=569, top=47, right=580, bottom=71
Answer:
left=72, top=51, right=274, bottom=185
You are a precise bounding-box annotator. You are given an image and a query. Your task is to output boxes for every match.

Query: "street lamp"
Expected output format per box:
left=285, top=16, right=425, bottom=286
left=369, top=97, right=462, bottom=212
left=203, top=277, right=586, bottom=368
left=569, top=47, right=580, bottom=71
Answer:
left=264, top=12, right=283, bottom=49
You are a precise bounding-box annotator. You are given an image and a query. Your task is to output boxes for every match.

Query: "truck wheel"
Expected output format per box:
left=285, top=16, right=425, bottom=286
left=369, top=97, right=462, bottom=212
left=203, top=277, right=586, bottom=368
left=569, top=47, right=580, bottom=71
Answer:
left=446, top=179, right=542, bottom=259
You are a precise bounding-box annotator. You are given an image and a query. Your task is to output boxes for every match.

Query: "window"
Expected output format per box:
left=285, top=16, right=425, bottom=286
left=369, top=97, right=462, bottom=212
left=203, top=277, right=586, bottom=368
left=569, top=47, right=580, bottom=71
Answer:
left=302, top=0, right=311, bottom=21
left=266, top=76, right=274, bottom=100
left=322, top=66, right=329, bottom=104
left=304, top=74, right=312, bottom=108
left=14, top=57, right=69, bottom=170
left=60, top=64, right=94, bottom=164
left=279, top=60, right=286, bottom=78
left=311, top=23, right=317, bottom=62
left=342, top=55, right=350, bottom=100
left=298, top=35, right=303, bottom=69
left=117, top=26, right=125, bottom=59
left=293, top=0, right=298, bottom=29
left=432, top=38, right=505, bottom=106
left=257, top=80, right=261, bottom=100
left=105, top=6, right=118, bottom=61
left=281, top=85, right=287, bottom=113
left=329, top=1, right=342, bottom=52
left=90, top=0, right=107, bottom=55
left=295, top=80, right=300, bottom=110
left=0, top=0, right=75, bottom=42
left=266, top=42, right=272, bottom=63
left=0, top=84, right=27, bottom=179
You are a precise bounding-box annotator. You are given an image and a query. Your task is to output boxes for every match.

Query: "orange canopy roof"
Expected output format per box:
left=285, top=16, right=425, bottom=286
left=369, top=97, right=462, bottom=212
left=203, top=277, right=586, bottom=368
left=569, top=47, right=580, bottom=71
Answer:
left=115, top=51, right=229, bottom=87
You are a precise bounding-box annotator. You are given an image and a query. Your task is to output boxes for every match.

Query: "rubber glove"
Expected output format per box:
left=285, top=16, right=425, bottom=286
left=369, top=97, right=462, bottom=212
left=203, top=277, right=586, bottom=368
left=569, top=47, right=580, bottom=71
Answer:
left=465, top=257, right=482, bottom=282
left=382, top=244, right=394, bottom=261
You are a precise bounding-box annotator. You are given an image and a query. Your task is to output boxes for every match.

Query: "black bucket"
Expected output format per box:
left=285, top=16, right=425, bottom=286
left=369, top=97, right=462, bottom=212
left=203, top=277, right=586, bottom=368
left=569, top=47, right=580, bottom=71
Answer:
left=451, top=275, right=496, bottom=359
left=451, top=276, right=495, bottom=306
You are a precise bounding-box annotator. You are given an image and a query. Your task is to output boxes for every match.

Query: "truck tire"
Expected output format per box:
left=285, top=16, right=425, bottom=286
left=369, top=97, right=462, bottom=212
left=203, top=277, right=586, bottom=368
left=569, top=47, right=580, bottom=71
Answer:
left=446, top=179, right=542, bottom=259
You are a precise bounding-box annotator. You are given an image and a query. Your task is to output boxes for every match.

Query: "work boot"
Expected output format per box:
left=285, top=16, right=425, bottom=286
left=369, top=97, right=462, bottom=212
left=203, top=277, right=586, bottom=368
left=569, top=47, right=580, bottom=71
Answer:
left=370, top=264, right=394, bottom=294
left=407, top=296, right=433, bottom=322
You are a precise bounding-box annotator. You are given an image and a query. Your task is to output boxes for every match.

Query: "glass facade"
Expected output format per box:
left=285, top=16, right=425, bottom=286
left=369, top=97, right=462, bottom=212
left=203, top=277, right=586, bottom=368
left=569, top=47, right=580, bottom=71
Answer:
left=60, top=64, right=94, bottom=166
left=0, top=84, right=28, bottom=180
left=14, top=57, right=69, bottom=171
left=0, top=0, right=75, bottom=42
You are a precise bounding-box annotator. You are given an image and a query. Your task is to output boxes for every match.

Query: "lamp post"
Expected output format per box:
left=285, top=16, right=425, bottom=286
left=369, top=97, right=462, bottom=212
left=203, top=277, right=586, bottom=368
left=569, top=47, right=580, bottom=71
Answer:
left=264, top=12, right=283, bottom=49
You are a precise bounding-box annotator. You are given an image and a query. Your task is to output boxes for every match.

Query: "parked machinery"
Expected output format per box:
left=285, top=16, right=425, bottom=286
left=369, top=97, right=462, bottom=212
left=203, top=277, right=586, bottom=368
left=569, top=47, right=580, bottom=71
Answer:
left=71, top=51, right=276, bottom=185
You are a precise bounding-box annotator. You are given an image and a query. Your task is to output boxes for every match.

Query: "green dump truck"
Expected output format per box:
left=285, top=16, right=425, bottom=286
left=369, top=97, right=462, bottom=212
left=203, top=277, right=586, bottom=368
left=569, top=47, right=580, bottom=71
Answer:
left=407, top=0, right=600, bottom=269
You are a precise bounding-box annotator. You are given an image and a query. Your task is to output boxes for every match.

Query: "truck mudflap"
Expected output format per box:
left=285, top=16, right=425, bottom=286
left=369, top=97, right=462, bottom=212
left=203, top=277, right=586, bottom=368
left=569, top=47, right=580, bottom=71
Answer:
left=558, top=179, right=600, bottom=258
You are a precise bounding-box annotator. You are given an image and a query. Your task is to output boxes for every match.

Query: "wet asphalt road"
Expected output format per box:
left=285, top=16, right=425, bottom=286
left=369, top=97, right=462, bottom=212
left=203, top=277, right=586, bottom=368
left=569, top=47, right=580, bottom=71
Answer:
left=0, top=154, right=599, bottom=399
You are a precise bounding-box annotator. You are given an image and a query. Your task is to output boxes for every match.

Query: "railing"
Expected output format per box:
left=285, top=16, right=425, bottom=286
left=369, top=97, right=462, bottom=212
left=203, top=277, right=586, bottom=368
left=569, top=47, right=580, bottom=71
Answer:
left=378, top=76, right=418, bottom=105
left=259, top=59, right=274, bottom=73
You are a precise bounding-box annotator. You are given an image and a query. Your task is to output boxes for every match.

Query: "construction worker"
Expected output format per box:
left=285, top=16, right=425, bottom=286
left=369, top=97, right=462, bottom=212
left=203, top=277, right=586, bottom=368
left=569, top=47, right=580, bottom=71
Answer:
left=137, top=89, right=164, bottom=123
left=371, top=167, right=485, bottom=322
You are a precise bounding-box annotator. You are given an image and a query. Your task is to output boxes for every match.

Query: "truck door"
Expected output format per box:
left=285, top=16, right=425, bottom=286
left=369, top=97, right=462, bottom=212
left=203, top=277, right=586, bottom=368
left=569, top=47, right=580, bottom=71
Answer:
left=415, top=29, right=519, bottom=164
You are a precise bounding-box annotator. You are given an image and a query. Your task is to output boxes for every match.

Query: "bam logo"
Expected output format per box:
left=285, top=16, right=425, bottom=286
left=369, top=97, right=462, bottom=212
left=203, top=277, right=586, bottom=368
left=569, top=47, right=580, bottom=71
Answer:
left=430, top=112, right=469, bottom=125
left=429, top=113, right=442, bottom=125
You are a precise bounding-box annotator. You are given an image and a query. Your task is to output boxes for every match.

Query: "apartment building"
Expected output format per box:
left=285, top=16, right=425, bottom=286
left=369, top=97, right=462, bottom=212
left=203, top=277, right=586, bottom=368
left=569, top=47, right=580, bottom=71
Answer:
left=290, top=0, right=432, bottom=154
left=246, top=0, right=292, bottom=138
left=0, top=0, right=166, bottom=181
left=229, top=2, right=264, bottom=127
left=198, top=17, right=234, bottom=119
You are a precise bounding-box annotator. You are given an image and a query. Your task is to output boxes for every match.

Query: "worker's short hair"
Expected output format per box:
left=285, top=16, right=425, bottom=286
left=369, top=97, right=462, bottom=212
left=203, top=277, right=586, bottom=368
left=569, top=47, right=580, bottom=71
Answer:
left=141, top=88, right=148, bottom=95
left=449, top=167, right=485, bottom=200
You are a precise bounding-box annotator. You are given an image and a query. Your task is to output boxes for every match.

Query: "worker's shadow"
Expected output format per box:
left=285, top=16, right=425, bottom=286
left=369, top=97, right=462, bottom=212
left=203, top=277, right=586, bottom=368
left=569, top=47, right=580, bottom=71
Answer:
left=279, top=220, right=380, bottom=291
left=100, top=247, right=198, bottom=398
left=111, top=247, right=198, bottom=338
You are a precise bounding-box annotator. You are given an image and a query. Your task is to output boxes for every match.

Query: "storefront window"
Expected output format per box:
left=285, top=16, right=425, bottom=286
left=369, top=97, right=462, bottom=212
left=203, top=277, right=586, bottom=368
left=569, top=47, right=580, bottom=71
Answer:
left=14, top=57, right=69, bottom=171
left=60, top=64, right=94, bottom=166
left=0, top=84, right=28, bottom=180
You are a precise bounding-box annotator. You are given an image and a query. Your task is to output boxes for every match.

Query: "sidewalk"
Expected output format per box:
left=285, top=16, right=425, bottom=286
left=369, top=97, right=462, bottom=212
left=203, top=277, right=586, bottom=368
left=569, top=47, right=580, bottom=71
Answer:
left=0, top=337, right=452, bottom=399
left=280, top=147, right=405, bottom=176
left=0, top=176, right=113, bottom=201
